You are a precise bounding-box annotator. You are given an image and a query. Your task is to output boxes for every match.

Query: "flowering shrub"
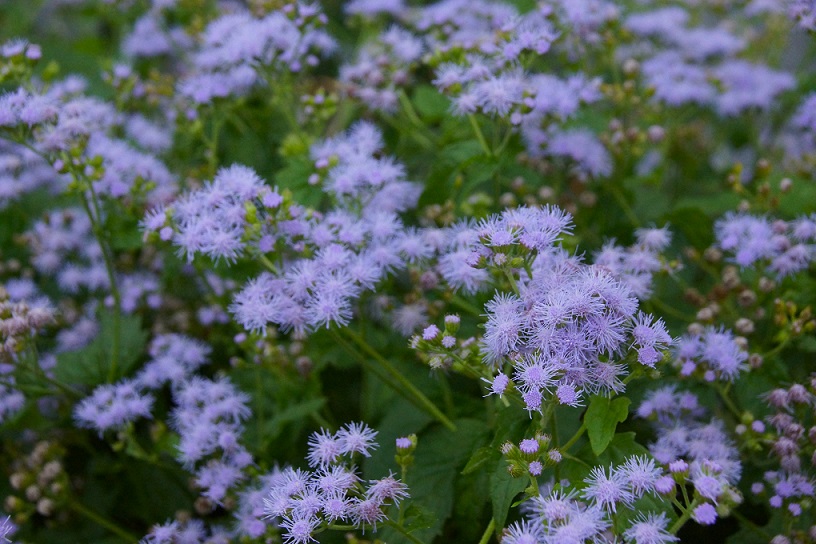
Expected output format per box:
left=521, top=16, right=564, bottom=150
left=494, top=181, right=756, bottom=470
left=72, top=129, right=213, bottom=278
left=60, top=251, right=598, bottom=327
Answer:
left=1, top=1, right=816, bottom=543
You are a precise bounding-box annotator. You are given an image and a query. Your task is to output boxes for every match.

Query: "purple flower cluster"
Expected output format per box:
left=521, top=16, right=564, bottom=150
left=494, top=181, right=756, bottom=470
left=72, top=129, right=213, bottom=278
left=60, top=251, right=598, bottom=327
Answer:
left=122, top=9, right=191, bottom=59
left=0, top=141, right=64, bottom=209
left=715, top=212, right=816, bottom=277
left=0, top=73, right=177, bottom=207
left=25, top=208, right=107, bottom=293
left=504, top=455, right=675, bottom=544
left=171, top=376, right=253, bottom=503
left=629, top=4, right=795, bottom=116
left=74, top=381, right=154, bottom=435
left=340, top=0, right=610, bottom=168
left=480, top=251, right=671, bottom=411
left=789, top=0, right=816, bottom=31
left=177, top=4, right=335, bottom=104
left=223, top=123, right=425, bottom=334
left=542, top=128, right=611, bottom=180
left=340, top=27, right=425, bottom=112
left=263, top=422, right=409, bottom=544
left=0, top=515, right=15, bottom=544
left=595, top=226, right=674, bottom=298
left=780, top=93, right=816, bottom=173
left=144, top=164, right=282, bottom=263
left=135, top=333, right=211, bottom=390
left=141, top=519, right=231, bottom=544
left=750, top=378, right=816, bottom=518
left=639, top=387, right=743, bottom=514
left=436, top=205, right=573, bottom=295
left=675, top=326, right=749, bottom=382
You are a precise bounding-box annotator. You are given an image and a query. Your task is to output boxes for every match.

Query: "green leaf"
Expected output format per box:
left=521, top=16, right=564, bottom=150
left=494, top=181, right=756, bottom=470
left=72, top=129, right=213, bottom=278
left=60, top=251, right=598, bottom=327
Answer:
left=412, top=85, right=450, bottom=121
left=53, top=311, right=147, bottom=386
left=594, top=432, right=650, bottom=465
left=377, top=419, right=486, bottom=544
left=438, top=140, right=484, bottom=167
left=262, top=397, right=326, bottom=441
left=461, top=446, right=497, bottom=475
left=585, top=396, right=630, bottom=456
left=400, top=503, right=437, bottom=533
left=489, top=459, right=528, bottom=530
left=666, top=206, right=717, bottom=248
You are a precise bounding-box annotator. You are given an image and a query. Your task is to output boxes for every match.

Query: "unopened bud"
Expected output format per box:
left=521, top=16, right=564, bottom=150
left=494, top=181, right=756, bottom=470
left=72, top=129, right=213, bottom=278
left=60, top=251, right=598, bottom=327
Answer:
left=780, top=177, right=793, bottom=192
left=735, top=318, right=754, bottom=335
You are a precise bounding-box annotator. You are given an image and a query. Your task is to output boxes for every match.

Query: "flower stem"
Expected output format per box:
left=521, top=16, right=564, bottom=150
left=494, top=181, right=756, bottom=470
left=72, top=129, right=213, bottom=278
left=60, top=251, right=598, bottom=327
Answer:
left=669, top=498, right=701, bottom=534
left=560, top=423, right=586, bottom=452
left=384, top=520, right=425, bottom=544
left=78, top=188, right=122, bottom=383
left=468, top=114, right=492, bottom=157
left=69, top=500, right=137, bottom=542
left=608, top=185, right=640, bottom=228
left=477, top=518, right=496, bottom=544
left=259, top=254, right=280, bottom=274
left=335, top=328, right=456, bottom=431
left=713, top=382, right=742, bottom=420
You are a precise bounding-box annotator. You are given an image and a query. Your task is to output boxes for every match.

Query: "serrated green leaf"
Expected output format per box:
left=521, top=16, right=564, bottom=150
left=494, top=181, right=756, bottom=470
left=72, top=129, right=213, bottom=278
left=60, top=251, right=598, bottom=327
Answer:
left=585, top=396, right=630, bottom=456
left=53, top=311, right=147, bottom=386
left=489, top=458, right=528, bottom=530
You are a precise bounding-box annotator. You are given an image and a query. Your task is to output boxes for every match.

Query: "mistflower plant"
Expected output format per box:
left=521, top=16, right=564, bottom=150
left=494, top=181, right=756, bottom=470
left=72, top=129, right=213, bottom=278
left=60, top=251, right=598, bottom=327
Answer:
left=263, top=422, right=411, bottom=543
left=1, top=0, right=816, bottom=542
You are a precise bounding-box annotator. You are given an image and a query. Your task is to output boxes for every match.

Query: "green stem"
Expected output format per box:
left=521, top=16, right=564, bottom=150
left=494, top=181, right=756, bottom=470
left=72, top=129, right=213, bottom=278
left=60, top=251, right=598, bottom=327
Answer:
left=608, top=185, right=640, bottom=228
left=468, top=114, right=492, bottom=157
left=206, top=112, right=225, bottom=176
left=761, top=337, right=791, bottom=359
left=646, top=298, right=696, bottom=323
left=669, top=498, right=701, bottom=534
left=398, top=89, right=426, bottom=131
left=477, top=518, right=496, bottom=544
left=730, top=509, right=771, bottom=538
left=560, top=423, right=586, bottom=452
left=259, top=254, right=280, bottom=274
left=310, top=410, right=332, bottom=430
left=714, top=382, right=742, bottom=420
left=325, top=523, right=356, bottom=531
left=78, top=189, right=121, bottom=383
left=504, top=268, right=519, bottom=295
left=550, top=407, right=561, bottom=481
left=70, top=501, right=137, bottom=542
left=334, top=329, right=457, bottom=431
left=494, top=127, right=514, bottom=157
left=380, top=113, right=434, bottom=149
left=255, top=365, right=264, bottom=441
left=448, top=295, right=483, bottom=317
left=680, top=483, right=691, bottom=508
left=384, top=520, right=425, bottom=544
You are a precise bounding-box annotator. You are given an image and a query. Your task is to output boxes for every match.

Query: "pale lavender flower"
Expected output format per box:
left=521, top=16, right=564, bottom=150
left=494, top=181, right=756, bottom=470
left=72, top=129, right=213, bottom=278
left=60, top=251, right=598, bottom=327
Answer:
left=74, top=380, right=154, bottom=435
left=692, top=503, right=717, bottom=525
left=623, top=512, right=678, bottom=544
left=0, top=515, right=14, bottom=543
left=582, top=464, right=634, bottom=512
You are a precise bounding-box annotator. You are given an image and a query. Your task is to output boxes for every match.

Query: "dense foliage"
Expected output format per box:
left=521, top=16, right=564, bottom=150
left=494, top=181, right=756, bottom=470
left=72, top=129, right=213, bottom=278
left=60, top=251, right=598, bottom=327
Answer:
left=1, top=0, right=816, bottom=543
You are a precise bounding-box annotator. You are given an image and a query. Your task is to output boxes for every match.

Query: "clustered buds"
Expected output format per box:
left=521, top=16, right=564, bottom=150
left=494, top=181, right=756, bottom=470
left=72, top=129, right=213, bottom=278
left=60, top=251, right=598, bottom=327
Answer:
left=502, top=434, right=560, bottom=478
left=5, top=441, right=68, bottom=525
left=0, top=285, right=54, bottom=362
